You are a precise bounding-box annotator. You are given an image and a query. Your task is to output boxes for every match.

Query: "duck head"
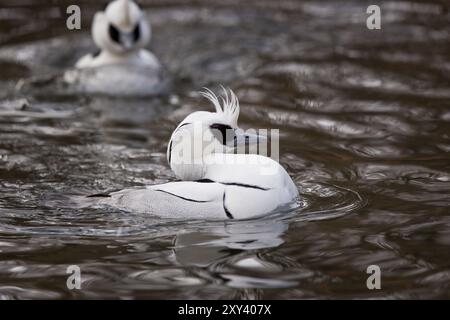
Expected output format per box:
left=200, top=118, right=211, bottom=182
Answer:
left=92, top=0, right=151, bottom=54
left=167, top=88, right=266, bottom=181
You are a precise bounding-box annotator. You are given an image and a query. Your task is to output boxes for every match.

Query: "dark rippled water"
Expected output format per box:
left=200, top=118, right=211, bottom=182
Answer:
left=0, top=0, right=449, bottom=299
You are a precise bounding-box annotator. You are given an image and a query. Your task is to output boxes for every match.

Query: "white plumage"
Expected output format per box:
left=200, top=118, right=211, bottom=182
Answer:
left=93, top=88, right=299, bottom=219
left=64, top=0, right=165, bottom=96
left=76, top=0, right=159, bottom=69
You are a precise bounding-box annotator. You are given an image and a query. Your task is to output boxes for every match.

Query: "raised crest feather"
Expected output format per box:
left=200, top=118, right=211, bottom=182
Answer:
left=200, top=86, right=240, bottom=126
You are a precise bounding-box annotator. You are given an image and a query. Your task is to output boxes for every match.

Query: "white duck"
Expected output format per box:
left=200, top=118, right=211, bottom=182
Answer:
left=64, top=0, right=165, bottom=96
left=75, top=0, right=160, bottom=69
left=91, top=88, right=299, bottom=219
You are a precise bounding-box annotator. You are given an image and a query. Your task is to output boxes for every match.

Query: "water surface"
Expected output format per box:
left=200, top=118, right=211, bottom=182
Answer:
left=0, top=0, right=449, bottom=299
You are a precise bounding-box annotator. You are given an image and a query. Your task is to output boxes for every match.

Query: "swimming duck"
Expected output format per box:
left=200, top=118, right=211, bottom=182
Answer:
left=64, top=0, right=166, bottom=96
left=76, top=0, right=159, bottom=69
left=91, top=88, right=299, bottom=219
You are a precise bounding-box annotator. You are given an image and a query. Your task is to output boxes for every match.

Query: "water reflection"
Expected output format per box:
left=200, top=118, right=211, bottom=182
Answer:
left=0, top=0, right=449, bottom=299
left=173, top=218, right=288, bottom=267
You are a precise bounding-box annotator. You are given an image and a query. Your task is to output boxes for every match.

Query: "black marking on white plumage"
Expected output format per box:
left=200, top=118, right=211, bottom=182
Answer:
left=155, top=189, right=209, bottom=203
left=210, top=123, right=233, bottom=145
left=175, top=122, right=191, bottom=132
left=168, top=122, right=191, bottom=164
left=168, top=140, right=173, bottom=164
left=196, top=179, right=270, bottom=191
left=133, top=23, right=140, bottom=42
left=196, top=179, right=215, bottom=183
left=222, top=191, right=234, bottom=219
left=87, top=193, right=111, bottom=198
left=109, top=24, right=120, bottom=44
left=221, top=182, right=270, bottom=191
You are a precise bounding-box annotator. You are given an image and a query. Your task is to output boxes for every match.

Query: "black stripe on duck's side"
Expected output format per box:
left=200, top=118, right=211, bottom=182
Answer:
left=195, top=179, right=270, bottom=191
left=196, top=179, right=215, bottom=183
left=222, top=192, right=234, bottom=219
left=155, top=189, right=209, bottom=203
left=87, top=193, right=111, bottom=198
left=221, top=182, right=270, bottom=191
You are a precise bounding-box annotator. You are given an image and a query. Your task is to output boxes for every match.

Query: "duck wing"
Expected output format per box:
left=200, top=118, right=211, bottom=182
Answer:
left=93, top=181, right=229, bottom=220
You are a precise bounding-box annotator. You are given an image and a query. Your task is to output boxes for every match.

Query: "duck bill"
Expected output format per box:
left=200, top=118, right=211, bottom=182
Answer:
left=119, top=33, right=134, bottom=50
left=229, top=128, right=268, bottom=155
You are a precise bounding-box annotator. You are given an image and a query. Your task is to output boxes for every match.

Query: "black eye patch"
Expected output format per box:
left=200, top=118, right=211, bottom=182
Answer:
left=133, top=24, right=141, bottom=42
left=210, top=123, right=233, bottom=144
left=109, top=24, right=120, bottom=43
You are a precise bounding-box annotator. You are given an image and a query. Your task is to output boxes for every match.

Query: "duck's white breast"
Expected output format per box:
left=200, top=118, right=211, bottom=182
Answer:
left=64, top=50, right=168, bottom=96
left=203, top=154, right=299, bottom=218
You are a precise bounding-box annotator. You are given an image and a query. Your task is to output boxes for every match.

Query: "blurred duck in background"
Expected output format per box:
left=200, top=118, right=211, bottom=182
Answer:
left=65, top=0, right=167, bottom=96
left=76, top=0, right=160, bottom=69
